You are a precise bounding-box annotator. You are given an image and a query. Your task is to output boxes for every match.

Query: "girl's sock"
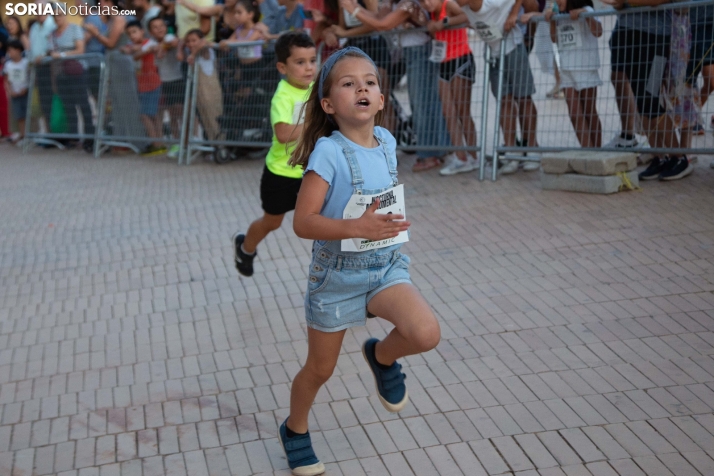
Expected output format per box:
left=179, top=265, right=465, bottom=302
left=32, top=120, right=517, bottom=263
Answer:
left=286, top=424, right=307, bottom=438
left=240, top=244, right=256, bottom=256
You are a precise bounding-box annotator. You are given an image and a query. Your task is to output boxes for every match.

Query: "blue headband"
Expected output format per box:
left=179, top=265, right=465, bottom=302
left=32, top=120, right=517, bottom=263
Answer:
left=318, top=46, right=378, bottom=101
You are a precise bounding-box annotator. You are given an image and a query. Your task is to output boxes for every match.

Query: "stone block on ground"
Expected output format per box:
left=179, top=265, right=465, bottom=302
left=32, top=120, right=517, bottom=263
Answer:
left=540, top=151, right=638, bottom=176
left=541, top=170, right=639, bottom=194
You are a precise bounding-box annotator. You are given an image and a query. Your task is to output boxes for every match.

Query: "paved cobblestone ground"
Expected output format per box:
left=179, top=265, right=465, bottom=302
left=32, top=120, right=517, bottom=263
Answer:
left=2, top=143, right=714, bottom=476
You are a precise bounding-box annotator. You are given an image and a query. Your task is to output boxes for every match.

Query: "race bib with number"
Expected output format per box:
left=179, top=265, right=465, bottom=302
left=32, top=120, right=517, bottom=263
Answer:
left=557, top=23, right=581, bottom=50
left=475, top=22, right=502, bottom=42
left=429, top=40, right=447, bottom=63
left=237, top=45, right=262, bottom=59
left=341, top=184, right=409, bottom=252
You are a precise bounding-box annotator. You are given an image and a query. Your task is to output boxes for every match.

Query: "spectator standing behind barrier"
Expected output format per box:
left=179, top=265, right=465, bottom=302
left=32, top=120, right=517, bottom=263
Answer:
left=459, top=0, right=541, bottom=175
left=425, top=0, right=480, bottom=176
left=81, top=4, right=108, bottom=101
left=686, top=0, right=713, bottom=145
left=177, top=0, right=238, bottom=40
left=132, top=0, right=163, bottom=30
left=329, top=0, right=396, bottom=133
left=0, top=18, right=10, bottom=140
left=232, top=32, right=316, bottom=278
left=3, top=40, right=29, bottom=144
left=339, top=0, right=453, bottom=173
left=49, top=11, right=96, bottom=151
left=602, top=0, right=691, bottom=181
left=185, top=29, right=224, bottom=142
left=176, top=0, right=215, bottom=39
left=546, top=0, right=603, bottom=148
left=148, top=16, right=185, bottom=158
left=5, top=16, right=30, bottom=51
left=272, top=0, right=306, bottom=34
left=27, top=5, right=56, bottom=135
left=124, top=20, right=166, bottom=155
left=86, top=0, right=145, bottom=151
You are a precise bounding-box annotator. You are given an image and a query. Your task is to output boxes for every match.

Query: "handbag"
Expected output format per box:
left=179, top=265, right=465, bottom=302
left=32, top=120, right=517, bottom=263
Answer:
left=62, top=58, right=84, bottom=76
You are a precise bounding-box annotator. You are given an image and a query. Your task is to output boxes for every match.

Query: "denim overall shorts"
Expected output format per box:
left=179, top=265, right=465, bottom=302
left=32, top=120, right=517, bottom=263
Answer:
left=304, top=133, right=412, bottom=333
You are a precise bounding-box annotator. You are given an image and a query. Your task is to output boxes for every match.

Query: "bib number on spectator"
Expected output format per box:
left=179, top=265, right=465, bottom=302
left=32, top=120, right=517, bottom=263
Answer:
left=557, top=24, right=581, bottom=50
left=429, top=40, right=447, bottom=63
left=475, top=22, right=502, bottom=42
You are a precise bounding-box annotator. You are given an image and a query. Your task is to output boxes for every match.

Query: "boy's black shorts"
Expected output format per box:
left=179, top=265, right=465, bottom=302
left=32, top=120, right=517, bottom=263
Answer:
left=260, top=166, right=302, bottom=216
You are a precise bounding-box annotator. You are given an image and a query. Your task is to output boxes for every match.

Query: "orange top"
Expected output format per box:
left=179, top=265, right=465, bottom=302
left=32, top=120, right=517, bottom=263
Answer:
left=431, top=0, right=471, bottom=62
left=137, top=39, right=161, bottom=93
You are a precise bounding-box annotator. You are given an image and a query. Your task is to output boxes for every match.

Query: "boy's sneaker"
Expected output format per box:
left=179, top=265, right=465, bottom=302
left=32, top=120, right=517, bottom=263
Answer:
left=362, top=338, right=408, bottom=413
left=638, top=156, right=666, bottom=180
left=522, top=153, right=540, bottom=171
left=167, top=144, right=180, bottom=158
left=659, top=156, right=693, bottom=181
left=499, top=160, right=519, bottom=175
left=439, top=153, right=476, bottom=176
left=233, top=233, right=255, bottom=277
left=278, top=419, right=325, bottom=476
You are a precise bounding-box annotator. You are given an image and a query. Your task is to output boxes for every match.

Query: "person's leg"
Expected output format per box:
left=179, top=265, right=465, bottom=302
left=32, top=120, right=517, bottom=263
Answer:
left=286, top=328, right=345, bottom=433
left=581, top=86, right=602, bottom=148
left=564, top=88, right=591, bottom=148
left=452, top=75, right=477, bottom=150
left=517, top=97, right=539, bottom=147
left=243, top=213, right=285, bottom=254
left=366, top=283, right=440, bottom=366
left=700, top=64, right=714, bottom=106
left=611, top=71, right=637, bottom=138
left=438, top=79, right=467, bottom=161
left=500, top=95, right=519, bottom=147
left=56, top=74, right=79, bottom=135
left=75, top=73, right=95, bottom=135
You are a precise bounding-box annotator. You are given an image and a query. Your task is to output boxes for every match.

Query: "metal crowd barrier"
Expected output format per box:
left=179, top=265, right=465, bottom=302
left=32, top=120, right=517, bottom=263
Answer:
left=20, top=2, right=714, bottom=181
left=23, top=53, right=105, bottom=153
left=491, top=0, right=714, bottom=180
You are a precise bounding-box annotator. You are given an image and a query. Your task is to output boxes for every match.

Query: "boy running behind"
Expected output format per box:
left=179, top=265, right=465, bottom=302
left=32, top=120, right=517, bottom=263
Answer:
left=233, top=31, right=317, bottom=277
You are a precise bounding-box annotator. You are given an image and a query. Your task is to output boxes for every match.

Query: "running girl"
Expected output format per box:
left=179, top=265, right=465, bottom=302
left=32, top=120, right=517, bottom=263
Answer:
left=546, top=0, right=603, bottom=147
left=426, top=0, right=479, bottom=175
left=279, top=47, right=441, bottom=475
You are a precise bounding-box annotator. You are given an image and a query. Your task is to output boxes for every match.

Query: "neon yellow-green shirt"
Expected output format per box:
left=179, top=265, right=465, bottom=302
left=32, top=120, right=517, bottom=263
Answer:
left=265, top=79, right=313, bottom=179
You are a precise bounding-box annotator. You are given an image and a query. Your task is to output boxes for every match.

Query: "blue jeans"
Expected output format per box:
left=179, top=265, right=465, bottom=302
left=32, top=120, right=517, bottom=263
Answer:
left=404, top=43, right=451, bottom=159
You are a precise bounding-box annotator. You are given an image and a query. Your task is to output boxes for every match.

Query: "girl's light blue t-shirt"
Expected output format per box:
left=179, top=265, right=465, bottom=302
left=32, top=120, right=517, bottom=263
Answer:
left=305, top=126, right=397, bottom=220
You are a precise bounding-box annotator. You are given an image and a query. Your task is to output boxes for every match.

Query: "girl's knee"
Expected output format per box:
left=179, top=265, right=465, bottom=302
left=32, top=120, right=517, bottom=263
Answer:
left=412, top=317, right=441, bottom=353
left=303, top=360, right=335, bottom=385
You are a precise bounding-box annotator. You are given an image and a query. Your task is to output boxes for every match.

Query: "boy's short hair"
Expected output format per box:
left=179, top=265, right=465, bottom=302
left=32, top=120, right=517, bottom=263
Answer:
left=125, top=20, right=143, bottom=30
left=275, top=31, right=315, bottom=64
left=147, top=16, right=165, bottom=30
left=6, top=39, right=24, bottom=52
left=185, top=28, right=204, bottom=40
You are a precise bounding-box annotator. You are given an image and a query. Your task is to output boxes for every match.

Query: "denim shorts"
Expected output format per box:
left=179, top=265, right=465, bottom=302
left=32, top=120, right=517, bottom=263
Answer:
left=139, top=88, right=161, bottom=117
left=305, top=245, right=412, bottom=333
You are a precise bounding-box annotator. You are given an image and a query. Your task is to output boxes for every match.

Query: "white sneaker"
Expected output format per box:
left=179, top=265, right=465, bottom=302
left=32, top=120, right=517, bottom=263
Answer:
left=440, top=154, right=476, bottom=176
left=522, top=154, right=540, bottom=171
left=467, top=153, right=481, bottom=170
left=499, top=160, right=518, bottom=175
left=167, top=144, right=180, bottom=158
left=605, top=133, right=638, bottom=148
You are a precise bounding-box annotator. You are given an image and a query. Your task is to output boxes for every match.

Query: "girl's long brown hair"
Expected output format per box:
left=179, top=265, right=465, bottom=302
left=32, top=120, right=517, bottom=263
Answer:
left=289, top=52, right=383, bottom=169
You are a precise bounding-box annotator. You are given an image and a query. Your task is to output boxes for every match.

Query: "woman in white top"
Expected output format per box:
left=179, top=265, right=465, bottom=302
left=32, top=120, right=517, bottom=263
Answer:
left=546, top=0, right=603, bottom=147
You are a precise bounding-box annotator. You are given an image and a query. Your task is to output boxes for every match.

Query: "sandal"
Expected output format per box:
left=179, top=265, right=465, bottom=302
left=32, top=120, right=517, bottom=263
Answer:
left=412, top=156, right=443, bottom=172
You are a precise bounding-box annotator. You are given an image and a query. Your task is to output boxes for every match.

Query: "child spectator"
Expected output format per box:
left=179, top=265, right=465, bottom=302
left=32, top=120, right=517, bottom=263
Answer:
left=547, top=0, right=603, bottom=148
left=274, top=0, right=306, bottom=34
left=219, top=0, right=265, bottom=64
left=124, top=20, right=166, bottom=155
left=185, top=29, right=224, bottom=143
left=458, top=0, right=541, bottom=174
left=2, top=40, right=29, bottom=144
left=232, top=31, right=317, bottom=277
left=426, top=0, right=480, bottom=175
left=149, top=16, right=185, bottom=158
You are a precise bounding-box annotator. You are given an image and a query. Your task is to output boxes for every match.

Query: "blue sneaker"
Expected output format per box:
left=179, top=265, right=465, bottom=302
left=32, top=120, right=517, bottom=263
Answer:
left=278, top=419, right=325, bottom=476
left=362, top=338, right=409, bottom=412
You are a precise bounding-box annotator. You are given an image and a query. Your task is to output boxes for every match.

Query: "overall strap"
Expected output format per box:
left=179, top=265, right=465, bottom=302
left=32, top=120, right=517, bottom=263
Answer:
left=328, top=133, right=364, bottom=190
left=374, top=132, right=399, bottom=186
